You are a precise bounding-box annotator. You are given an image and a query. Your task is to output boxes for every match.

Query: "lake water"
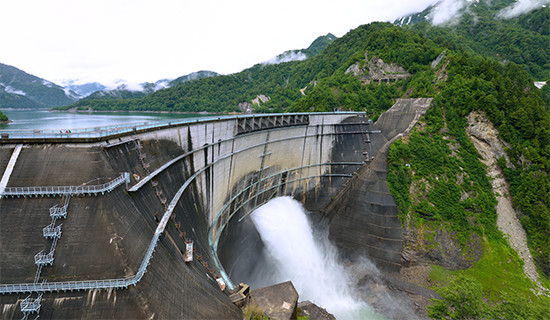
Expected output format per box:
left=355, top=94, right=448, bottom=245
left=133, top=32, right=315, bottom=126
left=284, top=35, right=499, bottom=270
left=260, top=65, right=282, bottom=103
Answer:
left=0, top=109, right=215, bottom=131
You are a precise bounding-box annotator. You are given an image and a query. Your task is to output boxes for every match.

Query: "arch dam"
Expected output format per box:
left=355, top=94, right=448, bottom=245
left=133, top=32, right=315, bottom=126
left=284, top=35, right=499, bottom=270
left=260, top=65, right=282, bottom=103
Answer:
left=0, top=98, right=431, bottom=319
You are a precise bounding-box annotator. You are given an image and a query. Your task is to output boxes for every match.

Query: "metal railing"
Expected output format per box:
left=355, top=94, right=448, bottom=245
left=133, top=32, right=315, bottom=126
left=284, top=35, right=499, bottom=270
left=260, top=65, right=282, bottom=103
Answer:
left=130, top=125, right=371, bottom=192
left=0, top=171, right=177, bottom=294
left=49, top=196, right=70, bottom=218
left=0, top=112, right=362, bottom=140
left=43, top=223, right=62, bottom=239
left=0, top=164, right=363, bottom=295
left=1, top=172, right=129, bottom=198
left=34, top=250, right=54, bottom=267
left=20, top=292, right=42, bottom=314
left=42, top=223, right=62, bottom=239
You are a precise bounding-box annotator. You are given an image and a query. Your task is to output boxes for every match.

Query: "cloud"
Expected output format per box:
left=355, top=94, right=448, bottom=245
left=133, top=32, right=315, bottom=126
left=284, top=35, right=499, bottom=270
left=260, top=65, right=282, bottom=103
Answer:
left=497, top=0, right=550, bottom=19
left=263, top=51, right=308, bottom=65
left=429, top=0, right=476, bottom=25
left=2, top=85, right=27, bottom=96
left=0, top=0, right=448, bottom=85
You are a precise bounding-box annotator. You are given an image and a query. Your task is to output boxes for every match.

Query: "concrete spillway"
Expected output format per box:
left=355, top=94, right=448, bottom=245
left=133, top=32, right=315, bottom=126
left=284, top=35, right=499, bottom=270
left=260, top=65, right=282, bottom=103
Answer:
left=0, top=102, right=430, bottom=319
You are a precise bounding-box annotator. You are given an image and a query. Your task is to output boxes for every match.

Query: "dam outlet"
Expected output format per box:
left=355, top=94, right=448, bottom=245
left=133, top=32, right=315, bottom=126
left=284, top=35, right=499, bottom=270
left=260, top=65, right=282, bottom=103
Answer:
left=239, top=196, right=381, bottom=320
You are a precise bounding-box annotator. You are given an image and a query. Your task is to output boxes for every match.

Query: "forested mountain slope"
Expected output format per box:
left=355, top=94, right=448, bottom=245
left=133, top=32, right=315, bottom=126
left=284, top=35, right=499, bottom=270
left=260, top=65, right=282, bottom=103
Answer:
left=405, top=0, right=549, bottom=80
left=0, top=63, right=76, bottom=108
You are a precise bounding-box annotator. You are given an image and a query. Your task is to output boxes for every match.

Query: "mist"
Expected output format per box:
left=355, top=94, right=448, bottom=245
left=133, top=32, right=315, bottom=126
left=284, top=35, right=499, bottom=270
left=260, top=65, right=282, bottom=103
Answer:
left=247, top=197, right=420, bottom=320
left=428, top=0, right=548, bottom=25
left=497, top=0, right=549, bottom=18
left=430, top=0, right=473, bottom=25
left=263, top=51, right=308, bottom=65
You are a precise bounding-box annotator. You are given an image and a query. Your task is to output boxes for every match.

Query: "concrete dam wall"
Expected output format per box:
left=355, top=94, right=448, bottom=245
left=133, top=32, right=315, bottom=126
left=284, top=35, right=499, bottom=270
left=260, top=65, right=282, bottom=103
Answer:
left=0, top=111, right=386, bottom=319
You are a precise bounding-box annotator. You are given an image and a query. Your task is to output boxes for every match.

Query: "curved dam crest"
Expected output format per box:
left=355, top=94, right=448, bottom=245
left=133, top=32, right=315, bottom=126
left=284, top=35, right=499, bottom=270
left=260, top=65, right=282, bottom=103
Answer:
left=0, top=99, right=431, bottom=319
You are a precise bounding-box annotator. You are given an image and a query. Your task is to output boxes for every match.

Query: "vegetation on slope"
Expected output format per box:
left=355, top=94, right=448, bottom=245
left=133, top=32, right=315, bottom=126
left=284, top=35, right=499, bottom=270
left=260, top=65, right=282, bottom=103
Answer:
left=398, top=0, right=549, bottom=80
left=60, top=4, right=549, bottom=116
left=56, top=23, right=442, bottom=115
left=0, top=110, right=8, bottom=122
left=387, top=45, right=549, bottom=319
left=0, top=63, right=75, bottom=108
left=384, top=5, right=550, bottom=316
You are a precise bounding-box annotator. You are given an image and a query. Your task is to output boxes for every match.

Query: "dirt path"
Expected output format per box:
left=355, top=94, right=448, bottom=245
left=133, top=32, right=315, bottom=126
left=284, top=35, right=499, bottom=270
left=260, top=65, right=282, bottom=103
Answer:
left=466, top=111, right=547, bottom=295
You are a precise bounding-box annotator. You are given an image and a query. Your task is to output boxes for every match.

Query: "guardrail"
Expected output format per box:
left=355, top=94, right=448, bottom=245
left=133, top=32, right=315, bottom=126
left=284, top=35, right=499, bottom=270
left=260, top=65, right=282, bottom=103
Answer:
left=0, top=112, right=362, bottom=140
left=0, top=172, right=129, bottom=198
left=0, top=165, right=179, bottom=294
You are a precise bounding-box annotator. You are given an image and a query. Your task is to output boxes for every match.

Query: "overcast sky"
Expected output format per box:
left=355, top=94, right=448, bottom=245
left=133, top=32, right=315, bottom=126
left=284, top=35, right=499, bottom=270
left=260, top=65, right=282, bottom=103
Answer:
left=0, top=0, right=545, bottom=89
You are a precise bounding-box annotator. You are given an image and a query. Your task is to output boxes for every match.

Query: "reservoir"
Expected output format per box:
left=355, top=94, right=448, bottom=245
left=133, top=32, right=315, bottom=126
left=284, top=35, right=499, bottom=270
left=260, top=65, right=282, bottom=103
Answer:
left=0, top=109, right=214, bottom=131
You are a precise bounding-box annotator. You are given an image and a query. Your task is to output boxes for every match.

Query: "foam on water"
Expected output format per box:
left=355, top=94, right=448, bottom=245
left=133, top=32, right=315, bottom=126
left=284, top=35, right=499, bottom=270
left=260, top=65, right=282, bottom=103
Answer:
left=250, top=196, right=383, bottom=320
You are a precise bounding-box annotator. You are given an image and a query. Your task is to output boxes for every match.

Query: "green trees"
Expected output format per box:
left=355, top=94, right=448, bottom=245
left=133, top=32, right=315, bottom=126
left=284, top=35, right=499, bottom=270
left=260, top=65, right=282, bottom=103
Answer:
left=59, top=22, right=443, bottom=114
left=411, top=4, right=550, bottom=80
left=428, top=274, right=550, bottom=319
left=428, top=275, right=486, bottom=319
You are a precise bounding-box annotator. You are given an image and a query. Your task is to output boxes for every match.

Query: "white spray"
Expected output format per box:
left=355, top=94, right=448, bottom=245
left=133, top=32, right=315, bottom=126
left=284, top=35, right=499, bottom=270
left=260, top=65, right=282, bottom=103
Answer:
left=249, top=197, right=382, bottom=320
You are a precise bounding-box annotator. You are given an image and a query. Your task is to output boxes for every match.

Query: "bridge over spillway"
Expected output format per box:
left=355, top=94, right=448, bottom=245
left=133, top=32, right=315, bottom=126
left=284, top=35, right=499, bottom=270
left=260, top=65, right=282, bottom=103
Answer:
left=0, top=99, right=431, bottom=319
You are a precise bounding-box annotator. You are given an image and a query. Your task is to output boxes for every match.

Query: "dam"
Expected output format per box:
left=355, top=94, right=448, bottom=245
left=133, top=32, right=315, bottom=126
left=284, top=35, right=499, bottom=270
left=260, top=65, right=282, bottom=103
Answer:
left=0, top=98, right=431, bottom=319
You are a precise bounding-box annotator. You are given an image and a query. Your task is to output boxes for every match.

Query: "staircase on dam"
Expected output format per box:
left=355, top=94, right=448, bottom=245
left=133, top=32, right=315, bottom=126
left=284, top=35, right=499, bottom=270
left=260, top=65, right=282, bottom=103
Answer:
left=0, top=108, right=430, bottom=319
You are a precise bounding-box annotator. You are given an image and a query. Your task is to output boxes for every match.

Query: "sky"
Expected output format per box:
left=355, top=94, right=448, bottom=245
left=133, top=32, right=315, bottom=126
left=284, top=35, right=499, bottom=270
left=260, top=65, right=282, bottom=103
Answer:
left=0, top=0, right=546, bottom=89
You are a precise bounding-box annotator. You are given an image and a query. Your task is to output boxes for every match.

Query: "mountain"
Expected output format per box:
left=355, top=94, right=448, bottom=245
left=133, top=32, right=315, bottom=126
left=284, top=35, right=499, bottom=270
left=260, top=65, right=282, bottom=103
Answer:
left=0, top=63, right=77, bottom=108
left=81, top=86, right=150, bottom=101
left=394, top=0, right=550, bottom=80
left=58, top=33, right=338, bottom=112
left=62, top=80, right=107, bottom=98
left=263, top=33, right=337, bottom=65
left=67, top=70, right=220, bottom=108
left=7, top=1, right=550, bottom=315
left=169, top=70, right=219, bottom=86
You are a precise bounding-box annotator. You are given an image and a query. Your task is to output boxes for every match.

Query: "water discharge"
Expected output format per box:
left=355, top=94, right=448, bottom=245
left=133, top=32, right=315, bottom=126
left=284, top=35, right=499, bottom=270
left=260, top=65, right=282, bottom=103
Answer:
left=249, top=196, right=383, bottom=320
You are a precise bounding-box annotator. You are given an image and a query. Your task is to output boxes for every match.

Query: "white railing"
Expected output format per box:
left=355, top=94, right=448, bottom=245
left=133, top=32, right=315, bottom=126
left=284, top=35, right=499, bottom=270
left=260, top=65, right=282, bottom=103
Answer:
left=42, top=223, right=62, bottom=239
left=0, top=112, right=360, bottom=140
left=1, top=173, right=129, bottom=198
left=0, top=172, right=176, bottom=295
left=20, top=293, right=42, bottom=313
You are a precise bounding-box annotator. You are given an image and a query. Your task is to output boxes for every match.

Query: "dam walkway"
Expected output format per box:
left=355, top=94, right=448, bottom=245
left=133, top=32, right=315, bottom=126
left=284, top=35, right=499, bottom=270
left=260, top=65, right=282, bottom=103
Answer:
left=0, top=172, right=130, bottom=198
left=0, top=171, right=171, bottom=295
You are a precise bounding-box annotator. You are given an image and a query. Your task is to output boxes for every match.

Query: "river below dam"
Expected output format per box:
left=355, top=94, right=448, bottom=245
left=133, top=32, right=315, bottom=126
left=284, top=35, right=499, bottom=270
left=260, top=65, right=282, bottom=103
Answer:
left=0, top=109, right=215, bottom=131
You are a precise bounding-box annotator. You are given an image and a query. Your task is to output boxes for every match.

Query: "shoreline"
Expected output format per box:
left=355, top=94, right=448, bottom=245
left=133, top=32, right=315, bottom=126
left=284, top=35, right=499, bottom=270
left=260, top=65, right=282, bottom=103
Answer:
left=1, top=107, right=236, bottom=115
left=50, top=107, right=235, bottom=115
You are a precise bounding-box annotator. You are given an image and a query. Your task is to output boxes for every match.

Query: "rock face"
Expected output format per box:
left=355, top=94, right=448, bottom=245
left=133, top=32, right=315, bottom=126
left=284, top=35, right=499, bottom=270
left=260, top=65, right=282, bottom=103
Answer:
left=238, top=101, right=253, bottom=113
left=238, top=94, right=271, bottom=113
left=298, top=301, right=336, bottom=320
left=251, top=94, right=271, bottom=106
left=345, top=52, right=410, bottom=84
left=466, top=110, right=547, bottom=294
left=367, top=57, right=408, bottom=78
left=401, top=226, right=484, bottom=270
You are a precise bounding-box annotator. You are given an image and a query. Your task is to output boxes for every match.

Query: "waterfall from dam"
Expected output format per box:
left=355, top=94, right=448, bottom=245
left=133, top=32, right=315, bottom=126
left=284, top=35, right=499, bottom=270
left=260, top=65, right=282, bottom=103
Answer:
left=250, top=197, right=381, bottom=320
